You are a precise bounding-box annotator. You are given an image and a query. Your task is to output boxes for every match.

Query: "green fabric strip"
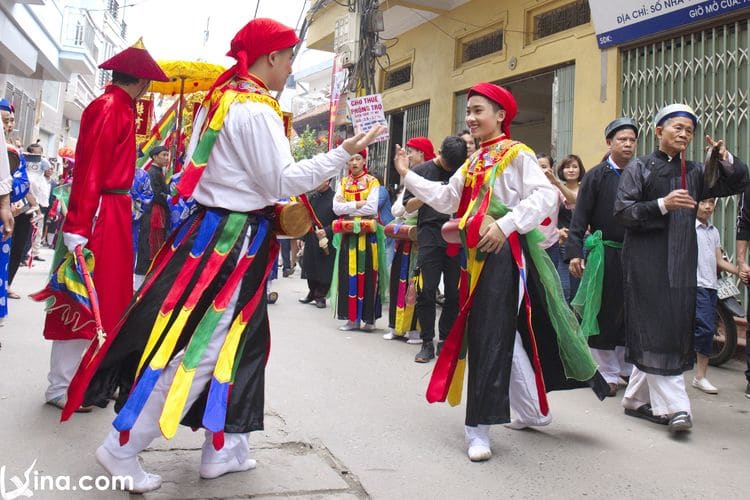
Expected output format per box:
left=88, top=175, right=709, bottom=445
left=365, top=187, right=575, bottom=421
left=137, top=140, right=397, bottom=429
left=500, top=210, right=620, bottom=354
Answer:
left=570, top=230, right=623, bottom=338
left=484, top=199, right=598, bottom=382
left=192, top=128, right=220, bottom=165
left=375, top=224, right=388, bottom=303
left=327, top=232, right=343, bottom=307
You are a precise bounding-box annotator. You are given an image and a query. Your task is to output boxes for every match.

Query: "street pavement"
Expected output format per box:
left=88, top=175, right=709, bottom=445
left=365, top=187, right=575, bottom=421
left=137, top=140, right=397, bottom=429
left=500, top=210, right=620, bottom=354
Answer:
left=1, top=248, right=749, bottom=499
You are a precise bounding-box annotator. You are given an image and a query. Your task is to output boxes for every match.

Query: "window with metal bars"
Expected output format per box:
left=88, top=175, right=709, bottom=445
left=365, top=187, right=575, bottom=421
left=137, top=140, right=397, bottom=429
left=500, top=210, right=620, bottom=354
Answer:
left=383, top=64, right=411, bottom=90
left=98, top=69, right=110, bottom=88
left=531, top=0, right=590, bottom=41
left=459, top=29, right=503, bottom=64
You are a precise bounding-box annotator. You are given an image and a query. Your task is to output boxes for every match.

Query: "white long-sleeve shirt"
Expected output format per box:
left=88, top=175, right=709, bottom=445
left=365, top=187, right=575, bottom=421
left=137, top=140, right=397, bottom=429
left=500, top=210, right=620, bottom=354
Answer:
left=402, top=149, right=557, bottom=237
left=332, top=176, right=379, bottom=217
left=390, top=188, right=417, bottom=220
left=190, top=100, right=350, bottom=211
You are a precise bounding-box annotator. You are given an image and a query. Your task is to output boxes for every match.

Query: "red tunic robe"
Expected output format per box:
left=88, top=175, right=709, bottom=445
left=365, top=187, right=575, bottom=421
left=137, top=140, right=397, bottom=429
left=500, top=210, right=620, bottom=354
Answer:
left=42, top=85, right=136, bottom=340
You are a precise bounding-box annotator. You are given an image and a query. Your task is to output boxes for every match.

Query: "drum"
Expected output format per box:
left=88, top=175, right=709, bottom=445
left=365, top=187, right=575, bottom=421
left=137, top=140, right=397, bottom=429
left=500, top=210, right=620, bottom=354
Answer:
left=384, top=222, right=417, bottom=241
left=273, top=202, right=312, bottom=238
left=441, top=214, right=496, bottom=247
left=332, top=217, right=377, bottom=234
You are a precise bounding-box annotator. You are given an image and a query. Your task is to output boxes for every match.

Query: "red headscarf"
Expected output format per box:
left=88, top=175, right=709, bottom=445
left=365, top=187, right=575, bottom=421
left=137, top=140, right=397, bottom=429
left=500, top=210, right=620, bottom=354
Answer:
left=467, top=83, right=517, bottom=138
left=208, top=18, right=299, bottom=96
left=405, top=137, right=435, bottom=161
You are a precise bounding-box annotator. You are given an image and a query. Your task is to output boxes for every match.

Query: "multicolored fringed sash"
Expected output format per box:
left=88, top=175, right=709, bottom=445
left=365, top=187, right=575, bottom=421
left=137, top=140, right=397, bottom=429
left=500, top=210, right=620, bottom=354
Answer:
left=112, top=212, right=280, bottom=447
left=61, top=212, right=204, bottom=421
left=327, top=173, right=388, bottom=322
left=176, top=75, right=282, bottom=201
left=393, top=235, right=420, bottom=335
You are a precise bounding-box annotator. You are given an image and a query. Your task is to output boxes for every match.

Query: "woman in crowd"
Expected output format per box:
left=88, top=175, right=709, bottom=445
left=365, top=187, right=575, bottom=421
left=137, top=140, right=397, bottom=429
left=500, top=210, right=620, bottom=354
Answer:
left=332, top=150, right=387, bottom=331
left=552, top=154, right=584, bottom=301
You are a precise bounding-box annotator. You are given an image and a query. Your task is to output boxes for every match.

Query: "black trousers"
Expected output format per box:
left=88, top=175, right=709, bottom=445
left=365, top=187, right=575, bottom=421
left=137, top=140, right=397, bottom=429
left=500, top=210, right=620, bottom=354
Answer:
left=416, top=244, right=460, bottom=343
left=9, top=213, right=32, bottom=285
left=307, top=279, right=329, bottom=300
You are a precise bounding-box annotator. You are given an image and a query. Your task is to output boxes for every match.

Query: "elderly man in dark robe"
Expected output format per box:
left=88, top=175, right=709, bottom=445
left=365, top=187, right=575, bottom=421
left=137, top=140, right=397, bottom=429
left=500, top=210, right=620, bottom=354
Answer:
left=615, top=104, right=748, bottom=434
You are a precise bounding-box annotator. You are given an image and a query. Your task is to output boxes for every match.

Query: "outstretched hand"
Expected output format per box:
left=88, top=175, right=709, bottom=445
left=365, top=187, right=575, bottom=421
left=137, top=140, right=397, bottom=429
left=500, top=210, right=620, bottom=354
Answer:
left=342, top=125, right=387, bottom=155
left=705, top=135, right=728, bottom=162
left=393, top=145, right=409, bottom=177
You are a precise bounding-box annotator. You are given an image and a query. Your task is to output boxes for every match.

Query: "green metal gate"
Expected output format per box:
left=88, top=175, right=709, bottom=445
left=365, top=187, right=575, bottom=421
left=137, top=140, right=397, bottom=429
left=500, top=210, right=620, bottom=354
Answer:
left=621, top=18, right=750, bottom=263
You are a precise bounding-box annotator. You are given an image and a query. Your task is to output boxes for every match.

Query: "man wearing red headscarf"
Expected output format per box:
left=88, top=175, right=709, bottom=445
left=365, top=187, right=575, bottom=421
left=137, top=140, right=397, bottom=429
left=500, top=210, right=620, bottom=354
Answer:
left=64, top=18, right=384, bottom=493
left=394, top=83, right=607, bottom=462
left=37, top=39, right=168, bottom=414
left=405, top=136, right=435, bottom=167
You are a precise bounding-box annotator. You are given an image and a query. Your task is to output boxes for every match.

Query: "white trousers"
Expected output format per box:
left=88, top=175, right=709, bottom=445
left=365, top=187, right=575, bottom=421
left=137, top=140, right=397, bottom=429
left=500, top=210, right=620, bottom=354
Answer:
left=45, top=339, right=89, bottom=401
left=621, top=366, right=691, bottom=417
left=103, top=230, right=253, bottom=467
left=590, top=346, right=633, bottom=384
left=508, top=261, right=548, bottom=424
left=509, top=331, right=547, bottom=424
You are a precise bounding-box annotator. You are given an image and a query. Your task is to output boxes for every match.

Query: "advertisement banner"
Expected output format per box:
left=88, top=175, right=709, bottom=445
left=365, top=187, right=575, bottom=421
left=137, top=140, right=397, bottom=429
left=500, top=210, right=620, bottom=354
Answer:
left=346, top=94, right=389, bottom=143
left=589, top=0, right=750, bottom=48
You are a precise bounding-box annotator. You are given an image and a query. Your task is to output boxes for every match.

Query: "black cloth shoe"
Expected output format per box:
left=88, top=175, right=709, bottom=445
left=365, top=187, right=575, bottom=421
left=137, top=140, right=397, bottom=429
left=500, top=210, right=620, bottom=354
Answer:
left=745, top=382, right=750, bottom=399
left=33, top=256, right=45, bottom=262
left=623, top=404, right=669, bottom=425
left=415, top=342, right=435, bottom=363
left=298, top=294, right=314, bottom=304
left=315, top=299, right=326, bottom=308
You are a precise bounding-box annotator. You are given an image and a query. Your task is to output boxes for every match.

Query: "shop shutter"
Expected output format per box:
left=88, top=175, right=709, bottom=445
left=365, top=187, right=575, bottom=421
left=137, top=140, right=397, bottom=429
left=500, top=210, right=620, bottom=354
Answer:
left=621, top=19, right=749, bottom=275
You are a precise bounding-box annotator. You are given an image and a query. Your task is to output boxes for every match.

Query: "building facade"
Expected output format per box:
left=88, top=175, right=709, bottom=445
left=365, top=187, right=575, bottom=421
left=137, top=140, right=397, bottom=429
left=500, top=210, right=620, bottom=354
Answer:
left=307, top=0, right=616, bottom=185
left=307, top=0, right=750, bottom=254
left=0, top=0, right=125, bottom=155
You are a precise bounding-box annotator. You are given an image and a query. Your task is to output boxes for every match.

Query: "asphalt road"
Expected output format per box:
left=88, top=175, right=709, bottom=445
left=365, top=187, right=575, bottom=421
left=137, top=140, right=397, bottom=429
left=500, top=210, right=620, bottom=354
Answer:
left=0, top=250, right=748, bottom=499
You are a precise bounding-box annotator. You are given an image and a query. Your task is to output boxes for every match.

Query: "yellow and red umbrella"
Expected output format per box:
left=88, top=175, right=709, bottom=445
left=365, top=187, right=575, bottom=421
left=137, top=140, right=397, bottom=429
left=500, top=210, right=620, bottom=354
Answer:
left=149, top=61, right=226, bottom=170
left=149, top=60, right=225, bottom=96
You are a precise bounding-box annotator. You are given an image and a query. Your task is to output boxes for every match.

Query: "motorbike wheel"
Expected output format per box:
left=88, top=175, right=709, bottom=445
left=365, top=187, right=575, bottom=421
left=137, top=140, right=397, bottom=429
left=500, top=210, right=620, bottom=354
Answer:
left=709, top=302, right=738, bottom=367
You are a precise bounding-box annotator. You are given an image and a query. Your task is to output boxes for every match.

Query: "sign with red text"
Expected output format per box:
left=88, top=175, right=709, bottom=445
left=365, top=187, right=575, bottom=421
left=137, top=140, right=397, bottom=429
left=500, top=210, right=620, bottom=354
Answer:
left=347, top=94, right=389, bottom=143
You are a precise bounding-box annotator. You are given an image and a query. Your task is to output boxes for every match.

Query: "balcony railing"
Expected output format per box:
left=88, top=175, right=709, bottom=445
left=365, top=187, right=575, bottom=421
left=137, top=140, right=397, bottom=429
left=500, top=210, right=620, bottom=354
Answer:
left=61, top=11, right=98, bottom=60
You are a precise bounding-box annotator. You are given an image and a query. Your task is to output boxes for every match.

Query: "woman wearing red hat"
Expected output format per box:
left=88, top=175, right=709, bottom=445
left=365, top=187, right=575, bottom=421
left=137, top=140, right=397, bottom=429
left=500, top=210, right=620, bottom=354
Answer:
left=332, top=149, right=387, bottom=331
left=61, top=19, right=384, bottom=493
left=394, top=82, right=607, bottom=462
